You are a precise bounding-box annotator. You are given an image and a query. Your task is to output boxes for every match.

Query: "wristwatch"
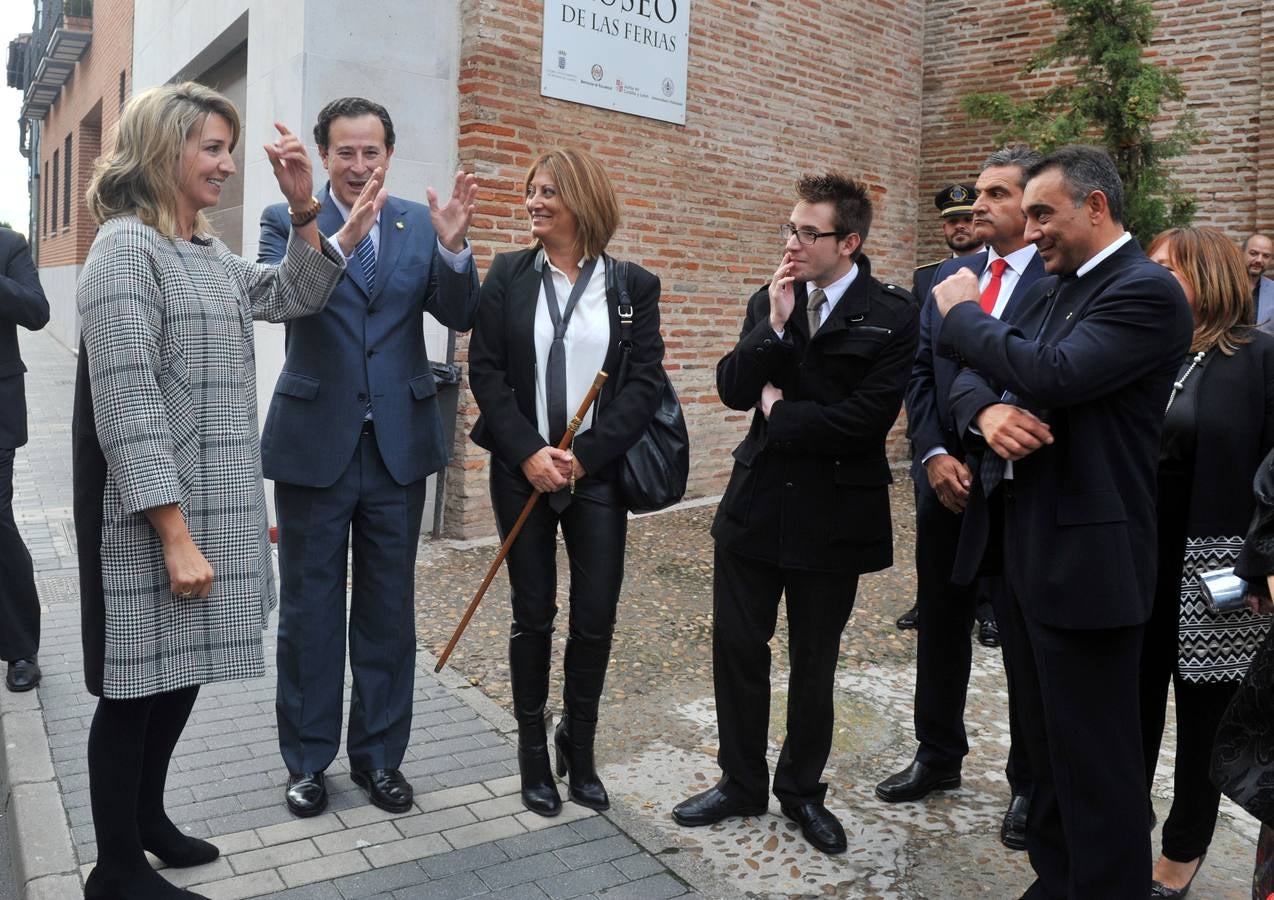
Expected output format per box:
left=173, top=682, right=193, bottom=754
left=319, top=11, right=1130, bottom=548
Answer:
left=288, top=196, right=322, bottom=228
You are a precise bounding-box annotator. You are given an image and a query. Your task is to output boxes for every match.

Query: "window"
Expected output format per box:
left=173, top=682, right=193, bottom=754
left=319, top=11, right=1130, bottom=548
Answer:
left=42, top=161, right=48, bottom=236
left=51, top=149, right=58, bottom=233
left=118, top=70, right=125, bottom=110
left=63, top=133, right=71, bottom=229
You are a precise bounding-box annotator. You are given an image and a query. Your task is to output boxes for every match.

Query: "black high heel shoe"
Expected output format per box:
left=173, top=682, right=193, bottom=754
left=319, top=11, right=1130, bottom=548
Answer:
left=554, top=716, right=609, bottom=810
left=1150, top=852, right=1206, bottom=898
left=509, top=633, right=562, bottom=817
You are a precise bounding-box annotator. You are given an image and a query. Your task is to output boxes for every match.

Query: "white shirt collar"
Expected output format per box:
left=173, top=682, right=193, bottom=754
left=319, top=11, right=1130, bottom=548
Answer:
left=987, top=242, right=1037, bottom=274
left=1076, top=231, right=1132, bottom=278
left=807, top=263, right=859, bottom=310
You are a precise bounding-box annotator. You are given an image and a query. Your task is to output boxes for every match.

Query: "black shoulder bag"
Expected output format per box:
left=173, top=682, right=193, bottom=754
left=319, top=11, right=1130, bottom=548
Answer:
left=606, top=257, right=690, bottom=513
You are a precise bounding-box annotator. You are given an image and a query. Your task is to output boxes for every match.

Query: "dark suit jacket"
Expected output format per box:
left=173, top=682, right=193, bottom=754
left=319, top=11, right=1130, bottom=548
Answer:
left=468, top=248, right=665, bottom=482
left=906, top=249, right=1047, bottom=474
left=711, top=255, right=919, bottom=573
left=0, top=228, right=50, bottom=449
left=940, top=239, right=1193, bottom=629
left=911, top=260, right=942, bottom=313
left=257, top=187, right=479, bottom=487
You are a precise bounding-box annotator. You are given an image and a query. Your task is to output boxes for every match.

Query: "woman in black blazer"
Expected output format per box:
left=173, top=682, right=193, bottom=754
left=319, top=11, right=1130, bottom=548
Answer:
left=469, top=149, right=664, bottom=816
left=1139, top=226, right=1274, bottom=896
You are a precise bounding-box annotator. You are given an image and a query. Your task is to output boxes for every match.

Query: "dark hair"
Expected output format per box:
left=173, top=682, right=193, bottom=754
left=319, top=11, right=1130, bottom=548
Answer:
left=981, top=145, right=1043, bottom=188
left=313, top=97, right=395, bottom=150
left=795, top=172, right=872, bottom=255
left=1027, top=145, right=1125, bottom=224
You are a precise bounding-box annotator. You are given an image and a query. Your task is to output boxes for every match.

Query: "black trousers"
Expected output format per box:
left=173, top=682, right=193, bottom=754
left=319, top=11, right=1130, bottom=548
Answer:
left=913, top=479, right=1029, bottom=793
left=1143, top=665, right=1239, bottom=862
left=489, top=460, right=627, bottom=646
left=0, top=447, right=39, bottom=661
left=712, top=545, right=857, bottom=807
left=1004, top=493, right=1150, bottom=899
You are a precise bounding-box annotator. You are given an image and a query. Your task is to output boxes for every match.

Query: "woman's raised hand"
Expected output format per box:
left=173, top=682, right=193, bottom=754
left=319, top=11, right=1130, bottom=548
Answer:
left=335, top=167, right=389, bottom=257
left=263, top=123, right=314, bottom=208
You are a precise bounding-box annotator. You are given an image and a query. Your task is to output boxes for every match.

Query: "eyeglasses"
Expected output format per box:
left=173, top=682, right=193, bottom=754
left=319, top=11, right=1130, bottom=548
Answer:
left=781, top=224, right=846, bottom=245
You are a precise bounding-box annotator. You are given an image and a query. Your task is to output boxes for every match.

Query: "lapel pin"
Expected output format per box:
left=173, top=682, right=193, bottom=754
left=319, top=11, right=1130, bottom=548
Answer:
left=1066, top=311, right=1074, bottom=320
left=395, top=221, right=404, bottom=230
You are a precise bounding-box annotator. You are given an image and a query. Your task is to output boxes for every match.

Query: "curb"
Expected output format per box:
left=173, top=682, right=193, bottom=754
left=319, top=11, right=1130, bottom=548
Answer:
left=0, top=655, right=81, bottom=900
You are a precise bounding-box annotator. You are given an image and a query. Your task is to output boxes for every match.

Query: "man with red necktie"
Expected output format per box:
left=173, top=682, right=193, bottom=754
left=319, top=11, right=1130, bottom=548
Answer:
left=876, top=146, right=1048, bottom=854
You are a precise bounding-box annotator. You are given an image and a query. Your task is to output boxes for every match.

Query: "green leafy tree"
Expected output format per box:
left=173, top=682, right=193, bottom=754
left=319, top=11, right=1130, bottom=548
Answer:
left=961, top=0, right=1197, bottom=243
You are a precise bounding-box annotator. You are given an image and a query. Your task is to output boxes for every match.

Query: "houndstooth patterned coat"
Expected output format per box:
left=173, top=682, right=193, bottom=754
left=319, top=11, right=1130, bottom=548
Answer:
left=77, top=216, right=345, bottom=699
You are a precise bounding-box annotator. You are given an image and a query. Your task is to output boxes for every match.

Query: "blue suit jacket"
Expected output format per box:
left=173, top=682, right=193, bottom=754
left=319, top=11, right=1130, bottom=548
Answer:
left=906, top=249, right=1047, bottom=479
left=258, top=187, right=479, bottom=488
left=0, top=227, right=49, bottom=449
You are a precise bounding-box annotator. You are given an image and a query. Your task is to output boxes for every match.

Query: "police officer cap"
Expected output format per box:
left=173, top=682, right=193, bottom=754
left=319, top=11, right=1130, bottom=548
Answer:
left=935, top=182, right=976, bottom=218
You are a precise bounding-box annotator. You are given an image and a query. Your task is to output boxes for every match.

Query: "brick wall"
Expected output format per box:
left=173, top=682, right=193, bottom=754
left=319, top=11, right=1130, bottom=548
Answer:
left=445, top=0, right=925, bottom=538
left=36, top=0, right=132, bottom=268
left=915, top=0, right=1274, bottom=265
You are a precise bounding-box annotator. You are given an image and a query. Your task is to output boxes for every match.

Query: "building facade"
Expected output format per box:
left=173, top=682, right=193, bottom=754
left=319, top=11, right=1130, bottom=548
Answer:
left=7, top=1, right=1274, bottom=539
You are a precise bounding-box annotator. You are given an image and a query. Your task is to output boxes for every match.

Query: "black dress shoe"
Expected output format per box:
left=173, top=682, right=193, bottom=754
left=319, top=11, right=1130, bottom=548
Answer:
left=875, top=760, right=961, bottom=802
left=1000, top=793, right=1029, bottom=850
left=895, top=606, right=919, bottom=630
left=285, top=771, right=327, bottom=817
left=781, top=802, right=847, bottom=855
left=977, top=620, right=1001, bottom=648
left=672, top=778, right=768, bottom=826
left=5, top=657, right=40, bottom=692
left=351, top=767, right=413, bottom=813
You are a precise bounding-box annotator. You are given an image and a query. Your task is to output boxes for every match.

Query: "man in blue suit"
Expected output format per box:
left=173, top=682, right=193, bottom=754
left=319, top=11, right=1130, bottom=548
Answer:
left=877, top=147, right=1045, bottom=852
left=258, top=97, right=479, bottom=817
left=936, top=145, right=1192, bottom=897
left=1243, top=233, right=1274, bottom=332
left=0, top=227, right=49, bottom=693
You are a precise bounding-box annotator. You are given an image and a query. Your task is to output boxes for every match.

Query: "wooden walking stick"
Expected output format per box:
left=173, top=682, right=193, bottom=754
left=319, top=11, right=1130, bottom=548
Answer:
left=435, top=370, right=609, bottom=673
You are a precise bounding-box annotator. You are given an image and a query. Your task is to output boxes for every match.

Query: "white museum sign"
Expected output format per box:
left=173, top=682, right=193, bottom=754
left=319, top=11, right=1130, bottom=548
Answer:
left=540, top=0, right=691, bottom=126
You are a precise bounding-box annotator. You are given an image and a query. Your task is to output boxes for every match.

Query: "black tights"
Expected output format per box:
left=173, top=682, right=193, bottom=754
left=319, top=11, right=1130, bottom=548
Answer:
left=85, top=685, right=216, bottom=899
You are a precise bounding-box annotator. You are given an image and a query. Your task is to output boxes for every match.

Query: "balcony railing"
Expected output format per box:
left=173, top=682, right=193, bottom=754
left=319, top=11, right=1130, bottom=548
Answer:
left=18, top=0, right=93, bottom=121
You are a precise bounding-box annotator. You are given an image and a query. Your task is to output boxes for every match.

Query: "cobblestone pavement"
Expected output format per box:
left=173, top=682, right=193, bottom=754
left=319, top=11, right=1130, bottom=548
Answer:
left=0, top=330, right=694, bottom=900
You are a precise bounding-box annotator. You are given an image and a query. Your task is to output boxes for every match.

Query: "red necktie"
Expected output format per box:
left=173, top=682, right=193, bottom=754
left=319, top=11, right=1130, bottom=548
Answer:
left=980, top=258, right=1008, bottom=314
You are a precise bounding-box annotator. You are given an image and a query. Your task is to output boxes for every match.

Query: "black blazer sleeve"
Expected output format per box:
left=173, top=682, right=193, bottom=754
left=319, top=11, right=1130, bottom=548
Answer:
left=468, top=252, right=548, bottom=469
left=906, top=294, right=946, bottom=458
left=571, top=262, right=665, bottom=477
left=716, top=287, right=797, bottom=411
left=0, top=231, right=50, bottom=331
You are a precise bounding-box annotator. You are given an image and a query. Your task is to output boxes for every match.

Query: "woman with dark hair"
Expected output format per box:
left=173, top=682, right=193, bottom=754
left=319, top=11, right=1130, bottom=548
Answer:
left=74, top=81, right=382, bottom=898
left=469, top=148, right=665, bottom=816
left=1139, top=226, right=1274, bottom=897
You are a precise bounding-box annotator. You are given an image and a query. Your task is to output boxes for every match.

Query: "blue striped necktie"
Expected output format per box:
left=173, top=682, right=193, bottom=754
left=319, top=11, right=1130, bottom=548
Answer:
left=354, top=234, right=376, bottom=289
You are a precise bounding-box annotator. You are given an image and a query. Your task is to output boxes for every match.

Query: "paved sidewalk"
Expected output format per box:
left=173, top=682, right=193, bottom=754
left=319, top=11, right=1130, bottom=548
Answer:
left=0, top=330, right=694, bottom=900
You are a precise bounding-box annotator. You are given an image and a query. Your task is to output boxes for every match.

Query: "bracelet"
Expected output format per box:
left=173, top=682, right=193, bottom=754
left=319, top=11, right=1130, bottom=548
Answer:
left=288, top=196, right=321, bottom=228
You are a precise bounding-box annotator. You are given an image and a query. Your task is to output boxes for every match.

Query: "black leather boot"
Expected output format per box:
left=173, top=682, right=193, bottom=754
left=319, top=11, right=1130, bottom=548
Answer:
left=510, top=631, right=561, bottom=817
left=553, top=636, right=611, bottom=810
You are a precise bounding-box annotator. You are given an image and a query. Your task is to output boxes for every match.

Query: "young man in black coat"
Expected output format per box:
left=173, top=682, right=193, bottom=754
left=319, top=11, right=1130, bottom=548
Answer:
left=0, top=227, right=50, bottom=692
left=933, top=146, right=1192, bottom=897
left=672, top=173, right=919, bottom=855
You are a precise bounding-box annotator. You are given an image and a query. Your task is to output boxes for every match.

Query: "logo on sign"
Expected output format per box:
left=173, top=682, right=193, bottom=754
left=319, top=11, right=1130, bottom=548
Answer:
left=661, top=78, right=674, bottom=97
left=591, top=64, right=603, bottom=81
left=558, top=51, right=566, bottom=70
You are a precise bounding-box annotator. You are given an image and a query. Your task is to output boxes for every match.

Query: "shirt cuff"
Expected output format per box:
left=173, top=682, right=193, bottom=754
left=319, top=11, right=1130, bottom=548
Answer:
left=437, top=240, right=472, bottom=273
left=920, top=446, right=949, bottom=465
left=773, top=326, right=785, bottom=340
left=322, top=233, right=348, bottom=260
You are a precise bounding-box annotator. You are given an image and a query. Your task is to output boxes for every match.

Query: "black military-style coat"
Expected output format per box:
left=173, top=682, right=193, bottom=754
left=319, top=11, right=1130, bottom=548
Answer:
left=711, top=255, right=920, bottom=573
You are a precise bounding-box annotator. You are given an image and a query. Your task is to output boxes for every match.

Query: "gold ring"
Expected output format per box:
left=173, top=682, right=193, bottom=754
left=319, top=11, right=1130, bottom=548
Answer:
left=178, top=591, right=193, bottom=600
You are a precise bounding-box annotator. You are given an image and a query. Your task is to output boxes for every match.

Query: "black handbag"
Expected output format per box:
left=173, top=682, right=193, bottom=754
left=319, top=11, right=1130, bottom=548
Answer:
left=606, top=257, right=689, bottom=513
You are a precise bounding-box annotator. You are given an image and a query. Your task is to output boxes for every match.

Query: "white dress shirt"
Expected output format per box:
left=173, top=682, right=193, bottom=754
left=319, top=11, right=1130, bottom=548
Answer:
left=1076, top=232, right=1132, bottom=278
left=533, top=255, right=610, bottom=442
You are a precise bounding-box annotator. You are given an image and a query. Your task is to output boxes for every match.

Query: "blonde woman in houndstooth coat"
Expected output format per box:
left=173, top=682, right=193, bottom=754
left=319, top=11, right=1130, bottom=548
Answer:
left=73, top=82, right=385, bottom=900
